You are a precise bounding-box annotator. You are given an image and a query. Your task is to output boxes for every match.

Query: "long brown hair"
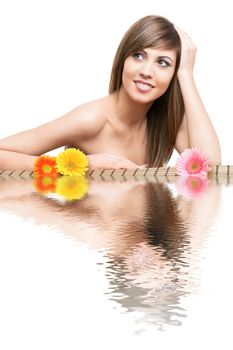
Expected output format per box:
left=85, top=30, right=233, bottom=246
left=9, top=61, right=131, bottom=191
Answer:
left=108, top=15, right=185, bottom=167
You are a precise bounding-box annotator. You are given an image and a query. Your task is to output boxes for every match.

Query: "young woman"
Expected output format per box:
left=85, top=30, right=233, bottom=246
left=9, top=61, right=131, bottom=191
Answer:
left=0, top=15, right=221, bottom=170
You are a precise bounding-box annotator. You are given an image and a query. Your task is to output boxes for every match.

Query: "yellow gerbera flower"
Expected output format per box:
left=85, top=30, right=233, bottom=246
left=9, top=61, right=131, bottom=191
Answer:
left=55, top=175, right=89, bottom=201
left=55, top=148, right=89, bottom=176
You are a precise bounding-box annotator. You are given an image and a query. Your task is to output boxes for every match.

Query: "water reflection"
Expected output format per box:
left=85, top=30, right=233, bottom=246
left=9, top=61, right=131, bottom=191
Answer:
left=0, top=174, right=222, bottom=331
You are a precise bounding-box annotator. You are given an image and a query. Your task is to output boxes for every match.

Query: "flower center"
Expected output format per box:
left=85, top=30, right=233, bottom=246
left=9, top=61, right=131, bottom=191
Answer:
left=67, top=179, right=77, bottom=189
left=186, top=158, right=201, bottom=173
left=42, top=164, right=52, bottom=173
left=191, top=178, right=199, bottom=189
left=42, top=176, right=53, bottom=186
left=191, top=163, right=198, bottom=170
left=67, top=162, right=75, bottom=169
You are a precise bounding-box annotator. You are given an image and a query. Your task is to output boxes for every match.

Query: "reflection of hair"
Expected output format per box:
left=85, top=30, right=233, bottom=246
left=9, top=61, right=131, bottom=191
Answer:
left=109, top=15, right=185, bottom=167
left=27, top=179, right=189, bottom=264
left=143, top=182, right=188, bottom=260
left=41, top=181, right=188, bottom=260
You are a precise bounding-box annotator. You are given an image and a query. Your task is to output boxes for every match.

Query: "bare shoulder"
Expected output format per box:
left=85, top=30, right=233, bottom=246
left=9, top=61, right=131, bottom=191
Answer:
left=68, top=96, right=108, bottom=134
left=75, top=96, right=107, bottom=117
left=55, top=95, right=110, bottom=146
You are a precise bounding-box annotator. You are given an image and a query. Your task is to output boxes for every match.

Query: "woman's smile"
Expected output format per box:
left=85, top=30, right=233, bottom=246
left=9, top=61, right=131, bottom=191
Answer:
left=134, top=80, right=155, bottom=93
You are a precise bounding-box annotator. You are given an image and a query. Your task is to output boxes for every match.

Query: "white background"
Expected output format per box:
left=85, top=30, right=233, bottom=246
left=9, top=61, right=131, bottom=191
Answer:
left=1, top=3, right=232, bottom=347
left=0, top=0, right=232, bottom=164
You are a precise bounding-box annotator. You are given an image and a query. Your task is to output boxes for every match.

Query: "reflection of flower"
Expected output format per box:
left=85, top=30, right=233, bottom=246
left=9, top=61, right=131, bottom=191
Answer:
left=55, top=148, right=89, bottom=176
left=176, top=175, right=209, bottom=199
left=33, top=149, right=89, bottom=202
left=175, top=147, right=211, bottom=176
left=55, top=175, right=88, bottom=201
left=33, top=175, right=57, bottom=194
left=34, top=155, right=57, bottom=177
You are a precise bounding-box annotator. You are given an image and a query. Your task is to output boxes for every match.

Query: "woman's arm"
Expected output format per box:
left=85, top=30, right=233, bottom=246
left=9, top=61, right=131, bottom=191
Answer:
left=0, top=102, right=104, bottom=170
left=0, top=150, right=36, bottom=170
left=174, top=25, right=222, bottom=166
left=0, top=102, right=103, bottom=155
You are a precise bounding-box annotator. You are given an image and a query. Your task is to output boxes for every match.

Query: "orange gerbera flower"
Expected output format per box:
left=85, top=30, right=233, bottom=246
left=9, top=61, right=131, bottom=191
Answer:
left=33, top=175, right=57, bottom=194
left=34, top=155, right=57, bottom=177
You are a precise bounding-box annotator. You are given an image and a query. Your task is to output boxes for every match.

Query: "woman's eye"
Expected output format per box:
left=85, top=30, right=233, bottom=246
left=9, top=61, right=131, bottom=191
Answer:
left=132, top=52, right=143, bottom=60
left=159, top=60, right=170, bottom=67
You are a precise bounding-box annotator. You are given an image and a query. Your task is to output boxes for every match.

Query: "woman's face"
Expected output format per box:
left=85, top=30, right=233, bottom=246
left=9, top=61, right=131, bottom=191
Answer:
left=122, top=47, right=177, bottom=104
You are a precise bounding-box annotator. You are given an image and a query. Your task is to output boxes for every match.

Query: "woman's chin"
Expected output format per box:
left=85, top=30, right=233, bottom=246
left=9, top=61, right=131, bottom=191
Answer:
left=129, top=93, right=155, bottom=105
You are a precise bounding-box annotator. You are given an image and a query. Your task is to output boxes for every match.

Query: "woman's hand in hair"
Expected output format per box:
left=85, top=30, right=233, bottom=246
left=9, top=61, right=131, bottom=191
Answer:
left=174, top=24, right=197, bottom=77
left=87, top=153, right=143, bottom=170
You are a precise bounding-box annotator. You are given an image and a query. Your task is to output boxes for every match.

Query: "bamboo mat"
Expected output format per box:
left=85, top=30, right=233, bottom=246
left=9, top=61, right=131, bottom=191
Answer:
left=0, top=165, right=233, bottom=184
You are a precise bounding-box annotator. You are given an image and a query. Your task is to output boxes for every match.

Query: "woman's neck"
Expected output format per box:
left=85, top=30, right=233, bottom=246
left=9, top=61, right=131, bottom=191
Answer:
left=110, top=88, right=152, bottom=131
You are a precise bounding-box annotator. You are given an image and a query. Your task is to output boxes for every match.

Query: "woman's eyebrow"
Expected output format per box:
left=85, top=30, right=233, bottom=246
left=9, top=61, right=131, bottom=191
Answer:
left=141, top=49, right=174, bottom=62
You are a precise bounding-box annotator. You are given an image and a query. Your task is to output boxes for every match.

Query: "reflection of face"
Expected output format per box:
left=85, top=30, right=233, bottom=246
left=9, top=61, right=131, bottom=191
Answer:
left=123, top=242, right=172, bottom=290
left=122, top=47, right=176, bottom=104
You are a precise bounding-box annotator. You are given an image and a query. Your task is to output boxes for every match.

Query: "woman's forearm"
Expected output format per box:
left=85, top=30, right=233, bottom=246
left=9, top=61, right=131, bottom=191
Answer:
left=0, top=149, right=36, bottom=170
left=178, top=72, right=222, bottom=165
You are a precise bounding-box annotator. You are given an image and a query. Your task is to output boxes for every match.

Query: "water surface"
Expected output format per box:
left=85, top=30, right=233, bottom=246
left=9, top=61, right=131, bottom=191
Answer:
left=0, top=173, right=232, bottom=348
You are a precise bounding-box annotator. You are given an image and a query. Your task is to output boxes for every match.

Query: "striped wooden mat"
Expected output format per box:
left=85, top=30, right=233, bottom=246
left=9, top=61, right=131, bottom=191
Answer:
left=0, top=166, right=233, bottom=184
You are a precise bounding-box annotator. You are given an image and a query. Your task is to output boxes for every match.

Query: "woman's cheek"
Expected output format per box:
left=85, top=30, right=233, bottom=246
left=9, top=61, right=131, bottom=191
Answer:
left=157, top=72, right=174, bottom=89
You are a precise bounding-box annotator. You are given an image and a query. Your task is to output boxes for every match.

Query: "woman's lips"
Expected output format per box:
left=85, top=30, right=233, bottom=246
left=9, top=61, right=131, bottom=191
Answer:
left=134, top=80, right=155, bottom=88
left=134, top=80, right=154, bottom=93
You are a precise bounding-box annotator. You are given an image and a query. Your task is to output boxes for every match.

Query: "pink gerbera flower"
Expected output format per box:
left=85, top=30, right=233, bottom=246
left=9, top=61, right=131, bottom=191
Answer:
left=175, top=147, right=211, bottom=176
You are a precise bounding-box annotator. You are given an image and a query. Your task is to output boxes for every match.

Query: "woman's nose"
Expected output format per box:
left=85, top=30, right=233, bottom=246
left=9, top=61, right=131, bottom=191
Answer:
left=139, top=63, right=154, bottom=78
